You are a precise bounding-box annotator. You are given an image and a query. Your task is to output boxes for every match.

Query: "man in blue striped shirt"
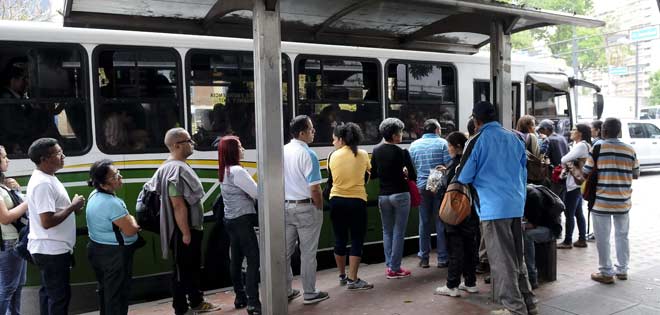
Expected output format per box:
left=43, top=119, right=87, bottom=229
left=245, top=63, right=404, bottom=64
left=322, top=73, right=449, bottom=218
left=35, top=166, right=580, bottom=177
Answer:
left=409, top=119, right=452, bottom=268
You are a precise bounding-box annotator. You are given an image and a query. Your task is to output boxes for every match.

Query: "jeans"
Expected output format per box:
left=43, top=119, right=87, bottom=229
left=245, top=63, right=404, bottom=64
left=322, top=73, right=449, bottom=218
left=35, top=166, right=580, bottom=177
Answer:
left=0, top=240, right=26, bottom=315
left=482, top=219, right=535, bottom=315
left=87, top=241, right=135, bottom=315
left=418, top=189, right=448, bottom=263
left=170, top=229, right=204, bottom=315
left=592, top=213, right=629, bottom=276
left=224, top=214, right=260, bottom=307
left=563, top=188, right=586, bottom=243
left=285, top=203, right=323, bottom=299
left=330, top=197, right=367, bottom=257
left=32, top=252, right=72, bottom=315
left=523, top=226, right=553, bottom=286
left=378, top=192, right=411, bottom=272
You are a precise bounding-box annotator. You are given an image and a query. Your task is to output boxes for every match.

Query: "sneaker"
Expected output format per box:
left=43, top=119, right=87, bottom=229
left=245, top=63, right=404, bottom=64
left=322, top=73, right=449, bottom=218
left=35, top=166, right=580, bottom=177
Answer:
left=339, top=274, right=348, bottom=286
left=458, top=283, right=479, bottom=293
left=287, top=289, right=301, bottom=302
left=490, top=309, right=513, bottom=315
left=557, top=242, right=573, bottom=249
left=616, top=273, right=628, bottom=280
left=591, top=272, right=615, bottom=284
left=437, top=261, right=449, bottom=268
left=347, top=278, right=374, bottom=291
left=303, top=291, right=329, bottom=305
left=587, top=233, right=596, bottom=242
left=190, top=301, right=221, bottom=313
left=573, top=239, right=588, bottom=248
left=246, top=305, right=261, bottom=315
left=434, top=285, right=461, bottom=297
left=475, top=262, right=490, bottom=274
left=527, top=304, right=539, bottom=315
left=484, top=275, right=491, bottom=284
left=419, top=258, right=430, bottom=268
left=234, top=296, right=247, bottom=309
left=386, top=267, right=412, bottom=279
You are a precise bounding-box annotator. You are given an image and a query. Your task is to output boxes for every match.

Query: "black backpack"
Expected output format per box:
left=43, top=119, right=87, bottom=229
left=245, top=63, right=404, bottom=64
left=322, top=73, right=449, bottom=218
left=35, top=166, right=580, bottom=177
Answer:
left=136, top=181, right=161, bottom=233
left=0, top=186, right=29, bottom=259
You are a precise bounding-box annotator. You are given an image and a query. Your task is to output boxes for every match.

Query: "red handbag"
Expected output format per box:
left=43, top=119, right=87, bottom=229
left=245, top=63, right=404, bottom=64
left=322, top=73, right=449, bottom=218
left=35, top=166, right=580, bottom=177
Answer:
left=408, top=180, right=421, bottom=208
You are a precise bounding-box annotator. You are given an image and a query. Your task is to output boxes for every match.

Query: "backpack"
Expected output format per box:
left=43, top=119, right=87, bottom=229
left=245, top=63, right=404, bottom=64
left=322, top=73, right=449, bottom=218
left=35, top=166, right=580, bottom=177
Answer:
left=438, top=132, right=482, bottom=225
left=528, top=184, right=565, bottom=238
left=136, top=180, right=161, bottom=233
left=13, top=223, right=32, bottom=263
left=0, top=186, right=28, bottom=254
left=514, top=131, right=546, bottom=183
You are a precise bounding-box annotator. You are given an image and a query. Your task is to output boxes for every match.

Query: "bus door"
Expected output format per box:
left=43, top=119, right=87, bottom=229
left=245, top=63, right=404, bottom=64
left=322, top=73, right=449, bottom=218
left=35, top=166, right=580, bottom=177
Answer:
left=524, top=73, right=572, bottom=139
left=473, top=80, right=521, bottom=129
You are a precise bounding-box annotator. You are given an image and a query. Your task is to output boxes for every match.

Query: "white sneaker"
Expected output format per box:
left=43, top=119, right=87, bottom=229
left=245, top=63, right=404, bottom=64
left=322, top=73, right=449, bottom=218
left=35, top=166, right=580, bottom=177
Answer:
left=459, top=283, right=479, bottom=293
left=434, top=285, right=460, bottom=297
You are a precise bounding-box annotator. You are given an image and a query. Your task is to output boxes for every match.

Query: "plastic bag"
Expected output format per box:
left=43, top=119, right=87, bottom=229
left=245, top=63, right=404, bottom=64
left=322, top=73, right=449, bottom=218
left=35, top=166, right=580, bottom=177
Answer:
left=426, top=166, right=445, bottom=193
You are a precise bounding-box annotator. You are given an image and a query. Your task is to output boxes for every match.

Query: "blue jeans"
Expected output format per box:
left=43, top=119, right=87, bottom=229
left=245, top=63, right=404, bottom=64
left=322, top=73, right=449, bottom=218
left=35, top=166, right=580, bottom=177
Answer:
left=592, top=213, right=629, bottom=276
left=32, top=252, right=72, bottom=315
left=378, top=192, right=411, bottom=272
left=418, top=189, right=448, bottom=263
left=563, top=188, right=586, bottom=243
left=0, top=240, right=26, bottom=315
left=523, top=226, right=553, bottom=285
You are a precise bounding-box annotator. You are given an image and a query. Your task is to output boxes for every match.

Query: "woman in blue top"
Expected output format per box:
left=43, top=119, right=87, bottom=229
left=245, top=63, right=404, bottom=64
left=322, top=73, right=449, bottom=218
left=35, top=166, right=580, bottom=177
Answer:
left=85, top=159, right=140, bottom=315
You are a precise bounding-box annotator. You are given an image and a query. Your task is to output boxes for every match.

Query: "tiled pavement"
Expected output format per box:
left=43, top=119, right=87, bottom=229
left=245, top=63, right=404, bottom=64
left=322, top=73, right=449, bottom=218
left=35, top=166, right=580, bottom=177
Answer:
left=88, top=173, right=660, bottom=315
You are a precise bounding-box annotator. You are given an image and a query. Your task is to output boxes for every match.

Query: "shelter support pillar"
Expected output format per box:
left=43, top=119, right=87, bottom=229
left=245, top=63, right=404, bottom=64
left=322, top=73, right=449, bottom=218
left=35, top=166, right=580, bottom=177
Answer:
left=252, top=1, right=287, bottom=314
left=490, top=19, right=513, bottom=128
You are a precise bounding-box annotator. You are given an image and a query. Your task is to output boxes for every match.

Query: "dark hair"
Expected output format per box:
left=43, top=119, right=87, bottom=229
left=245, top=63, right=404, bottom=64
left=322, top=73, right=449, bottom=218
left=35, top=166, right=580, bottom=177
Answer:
left=379, top=118, right=405, bottom=142
left=472, top=101, right=498, bottom=124
left=423, top=119, right=440, bottom=134
left=218, top=136, right=241, bottom=182
left=333, top=122, right=363, bottom=156
left=290, top=115, right=311, bottom=139
left=591, top=120, right=603, bottom=138
left=575, top=123, right=592, bottom=145
left=447, top=131, right=468, bottom=152
left=467, top=118, right=476, bottom=136
left=516, top=115, right=536, bottom=133
left=602, top=117, right=622, bottom=139
left=87, top=159, right=114, bottom=193
left=27, top=138, right=58, bottom=165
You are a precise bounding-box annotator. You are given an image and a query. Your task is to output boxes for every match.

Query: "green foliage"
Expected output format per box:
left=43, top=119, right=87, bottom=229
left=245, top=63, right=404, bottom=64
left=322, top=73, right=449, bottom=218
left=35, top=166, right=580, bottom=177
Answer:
left=650, top=70, right=660, bottom=106
left=512, top=31, right=534, bottom=51
left=0, top=0, right=51, bottom=21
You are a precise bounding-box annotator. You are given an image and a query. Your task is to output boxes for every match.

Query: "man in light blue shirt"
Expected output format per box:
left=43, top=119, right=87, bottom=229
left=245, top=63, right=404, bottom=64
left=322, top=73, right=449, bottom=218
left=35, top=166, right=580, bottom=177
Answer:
left=409, top=119, right=451, bottom=268
left=458, top=101, right=536, bottom=315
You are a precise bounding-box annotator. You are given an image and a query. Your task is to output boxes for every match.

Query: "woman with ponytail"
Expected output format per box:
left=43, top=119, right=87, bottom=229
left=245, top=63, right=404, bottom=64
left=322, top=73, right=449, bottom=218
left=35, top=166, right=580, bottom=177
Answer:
left=85, top=159, right=140, bottom=315
left=327, top=122, right=373, bottom=290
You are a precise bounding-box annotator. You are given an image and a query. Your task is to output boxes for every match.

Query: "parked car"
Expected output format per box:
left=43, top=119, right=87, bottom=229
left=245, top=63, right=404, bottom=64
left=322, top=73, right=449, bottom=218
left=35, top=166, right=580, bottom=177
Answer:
left=619, top=120, right=660, bottom=171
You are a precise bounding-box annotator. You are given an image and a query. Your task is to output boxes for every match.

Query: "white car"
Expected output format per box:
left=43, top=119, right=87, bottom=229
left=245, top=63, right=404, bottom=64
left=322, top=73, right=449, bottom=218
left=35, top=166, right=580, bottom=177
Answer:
left=619, top=120, right=660, bottom=171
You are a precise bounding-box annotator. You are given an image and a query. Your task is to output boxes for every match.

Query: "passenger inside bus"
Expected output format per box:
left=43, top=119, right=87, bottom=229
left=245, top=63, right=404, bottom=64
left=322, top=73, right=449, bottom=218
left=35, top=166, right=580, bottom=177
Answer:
left=0, top=61, right=31, bottom=154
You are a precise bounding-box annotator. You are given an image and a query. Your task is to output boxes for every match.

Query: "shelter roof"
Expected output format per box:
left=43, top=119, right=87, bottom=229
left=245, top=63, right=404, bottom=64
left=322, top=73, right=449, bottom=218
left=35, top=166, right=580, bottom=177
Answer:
left=63, top=0, right=604, bottom=54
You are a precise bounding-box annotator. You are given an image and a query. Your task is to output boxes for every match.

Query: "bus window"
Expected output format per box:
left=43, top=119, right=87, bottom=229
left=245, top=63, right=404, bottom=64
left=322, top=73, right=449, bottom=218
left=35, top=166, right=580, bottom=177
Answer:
left=0, top=43, right=90, bottom=157
left=296, top=56, right=382, bottom=145
left=186, top=50, right=291, bottom=150
left=94, top=47, right=182, bottom=154
left=386, top=62, right=457, bottom=141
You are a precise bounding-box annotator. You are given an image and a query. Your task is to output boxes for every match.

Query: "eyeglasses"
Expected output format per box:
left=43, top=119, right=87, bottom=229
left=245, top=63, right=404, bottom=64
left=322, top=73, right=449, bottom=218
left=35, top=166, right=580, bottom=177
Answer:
left=176, top=139, right=195, bottom=145
left=108, top=170, right=121, bottom=181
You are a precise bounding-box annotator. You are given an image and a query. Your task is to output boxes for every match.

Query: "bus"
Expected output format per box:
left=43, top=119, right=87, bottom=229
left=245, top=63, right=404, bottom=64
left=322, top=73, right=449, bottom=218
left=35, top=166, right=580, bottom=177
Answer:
left=0, top=20, right=601, bottom=311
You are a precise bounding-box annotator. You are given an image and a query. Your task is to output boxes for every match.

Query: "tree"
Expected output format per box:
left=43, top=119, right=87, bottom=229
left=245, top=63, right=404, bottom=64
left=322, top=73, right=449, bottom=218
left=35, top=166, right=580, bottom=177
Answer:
left=1, top=0, right=53, bottom=21
left=650, top=70, right=660, bottom=106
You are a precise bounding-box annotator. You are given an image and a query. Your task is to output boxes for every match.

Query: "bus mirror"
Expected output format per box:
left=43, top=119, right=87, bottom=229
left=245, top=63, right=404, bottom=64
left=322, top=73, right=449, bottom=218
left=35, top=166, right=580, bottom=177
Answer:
left=593, top=93, right=604, bottom=119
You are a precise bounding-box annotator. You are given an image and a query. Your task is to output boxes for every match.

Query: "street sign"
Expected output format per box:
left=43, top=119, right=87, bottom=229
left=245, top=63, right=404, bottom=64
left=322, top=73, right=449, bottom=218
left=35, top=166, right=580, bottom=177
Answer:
left=609, top=67, right=628, bottom=75
left=630, top=25, right=660, bottom=42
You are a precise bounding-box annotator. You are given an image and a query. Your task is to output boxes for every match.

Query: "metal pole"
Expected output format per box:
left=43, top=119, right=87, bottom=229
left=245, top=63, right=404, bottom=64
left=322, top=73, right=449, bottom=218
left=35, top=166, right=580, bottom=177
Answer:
left=490, top=19, right=513, bottom=128
left=572, top=25, right=579, bottom=119
left=635, top=41, right=640, bottom=119
left=252, top=1, right=287, bottom=314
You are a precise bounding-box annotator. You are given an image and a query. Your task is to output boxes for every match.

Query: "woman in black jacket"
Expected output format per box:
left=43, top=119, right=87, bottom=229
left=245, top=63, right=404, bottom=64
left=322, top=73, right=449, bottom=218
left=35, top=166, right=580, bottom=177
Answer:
left=434, top=132, right=480, bottom=297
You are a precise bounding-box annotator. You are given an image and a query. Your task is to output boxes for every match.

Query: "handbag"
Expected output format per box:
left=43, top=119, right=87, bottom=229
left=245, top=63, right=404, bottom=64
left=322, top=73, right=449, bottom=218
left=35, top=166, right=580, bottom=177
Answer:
left=581, top=144, right=601, bottom=209
left=322, top=151, right=334, bottom=204
left=567, top=158, right=587, bottom=185
left=407, top=179, right=421, bottom=208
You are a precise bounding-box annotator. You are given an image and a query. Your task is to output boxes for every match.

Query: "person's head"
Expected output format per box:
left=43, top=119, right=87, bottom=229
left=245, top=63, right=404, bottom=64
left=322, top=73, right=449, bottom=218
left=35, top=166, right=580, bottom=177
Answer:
left=536, top=119, right=555, bottom=136
left=87, top=159, right=122, bottom=194
left=471, top=101, right=498, bottom=129
left=27, top=138, right=63, bottom=173
left=602, top=117, right=622, bottom=139
left=164, top=128, right=195, bottom=159
left=5, top=65, right=28, bottom=95
left=217, top=136, right=243, bottom=182
left=422, top=119, right=441, bottom=136
left=0, top=145, right=7, bottom=182
left=516, top=115, right=536, bottom=133
left=446, top=131, right=468, bottom=158
left=467, top=118, right=476, bottom=136
left=591, top=120, right=603, bottom=140
left=332, top=122, right=363, bottom=156
left=290, top=115, right=315, bottom=144
left=379, top=118, right=405, bottom=144
left=571, top=123, right=592, bottom=145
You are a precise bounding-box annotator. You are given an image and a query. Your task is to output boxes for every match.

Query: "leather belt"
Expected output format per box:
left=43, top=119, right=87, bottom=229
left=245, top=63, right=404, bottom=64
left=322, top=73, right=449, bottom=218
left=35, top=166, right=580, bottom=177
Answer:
left=285, top=198, right=312, bottom=204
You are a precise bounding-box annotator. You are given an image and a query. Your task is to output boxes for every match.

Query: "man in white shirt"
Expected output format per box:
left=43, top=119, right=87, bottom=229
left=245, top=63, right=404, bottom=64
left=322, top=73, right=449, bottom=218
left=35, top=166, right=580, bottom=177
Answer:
left=26, top=138, right=85, bottom=315
left=283, top=115, right=329, bottom=305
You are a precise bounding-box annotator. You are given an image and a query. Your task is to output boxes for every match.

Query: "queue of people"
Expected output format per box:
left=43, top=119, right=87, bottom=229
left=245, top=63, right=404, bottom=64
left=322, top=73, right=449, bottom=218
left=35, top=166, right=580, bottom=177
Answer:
left=0, top=102, right=639, bottom=315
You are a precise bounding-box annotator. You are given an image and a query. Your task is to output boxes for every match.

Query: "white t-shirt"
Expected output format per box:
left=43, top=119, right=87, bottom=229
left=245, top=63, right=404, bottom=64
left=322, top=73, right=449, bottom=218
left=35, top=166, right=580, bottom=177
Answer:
left=283, top=139, right=323, bottom=200
left=27, top=169, right=76, bottom=255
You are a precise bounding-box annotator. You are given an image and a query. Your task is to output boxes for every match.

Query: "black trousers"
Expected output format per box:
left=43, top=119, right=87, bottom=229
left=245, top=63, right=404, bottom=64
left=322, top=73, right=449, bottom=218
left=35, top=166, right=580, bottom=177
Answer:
left=446, top=228, right=478, bottom=289
left=32, top=253, right=72, bottom=315
left=171, top=229, right=204, bottom=315
left=87, top=241, right=135, bottom=315
left=329, top=197, right=367, bottom=257
left=224, top=214, right=260, bottom=307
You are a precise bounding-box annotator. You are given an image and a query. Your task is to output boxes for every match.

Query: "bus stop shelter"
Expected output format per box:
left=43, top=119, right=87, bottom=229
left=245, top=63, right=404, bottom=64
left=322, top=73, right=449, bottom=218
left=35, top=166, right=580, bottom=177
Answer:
left=63, top=1, right=604, bottom=314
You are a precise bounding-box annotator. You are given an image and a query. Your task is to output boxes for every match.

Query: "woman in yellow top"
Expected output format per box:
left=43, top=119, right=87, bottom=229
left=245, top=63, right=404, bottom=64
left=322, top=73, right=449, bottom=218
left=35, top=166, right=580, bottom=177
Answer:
left=327, top=122, right=373, bottom=290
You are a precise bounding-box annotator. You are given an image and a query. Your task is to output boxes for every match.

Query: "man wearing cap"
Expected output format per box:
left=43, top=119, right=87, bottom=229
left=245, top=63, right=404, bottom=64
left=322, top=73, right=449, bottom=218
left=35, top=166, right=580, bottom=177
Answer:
left=537, top=119, right=568, bottom=192
left=458, top=101, right=536, bottom=315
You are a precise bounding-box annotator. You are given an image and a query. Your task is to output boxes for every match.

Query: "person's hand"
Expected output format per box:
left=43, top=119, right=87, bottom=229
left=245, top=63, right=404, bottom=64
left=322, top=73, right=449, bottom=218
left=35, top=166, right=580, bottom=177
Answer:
left=403, top=167, right=409, bottom=178
left=4, top=178, right=20, bottom=191
left=71, top=194, right=85, bottom=214
left=182, top=233, right=191, bottom=246
left=435, top=165, right=447, bottom=171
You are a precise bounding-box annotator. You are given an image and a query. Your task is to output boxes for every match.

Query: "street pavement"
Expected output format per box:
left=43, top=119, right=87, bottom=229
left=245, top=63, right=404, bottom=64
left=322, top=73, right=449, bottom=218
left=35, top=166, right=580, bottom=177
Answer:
left=95, top=171, right=660, bottom=315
